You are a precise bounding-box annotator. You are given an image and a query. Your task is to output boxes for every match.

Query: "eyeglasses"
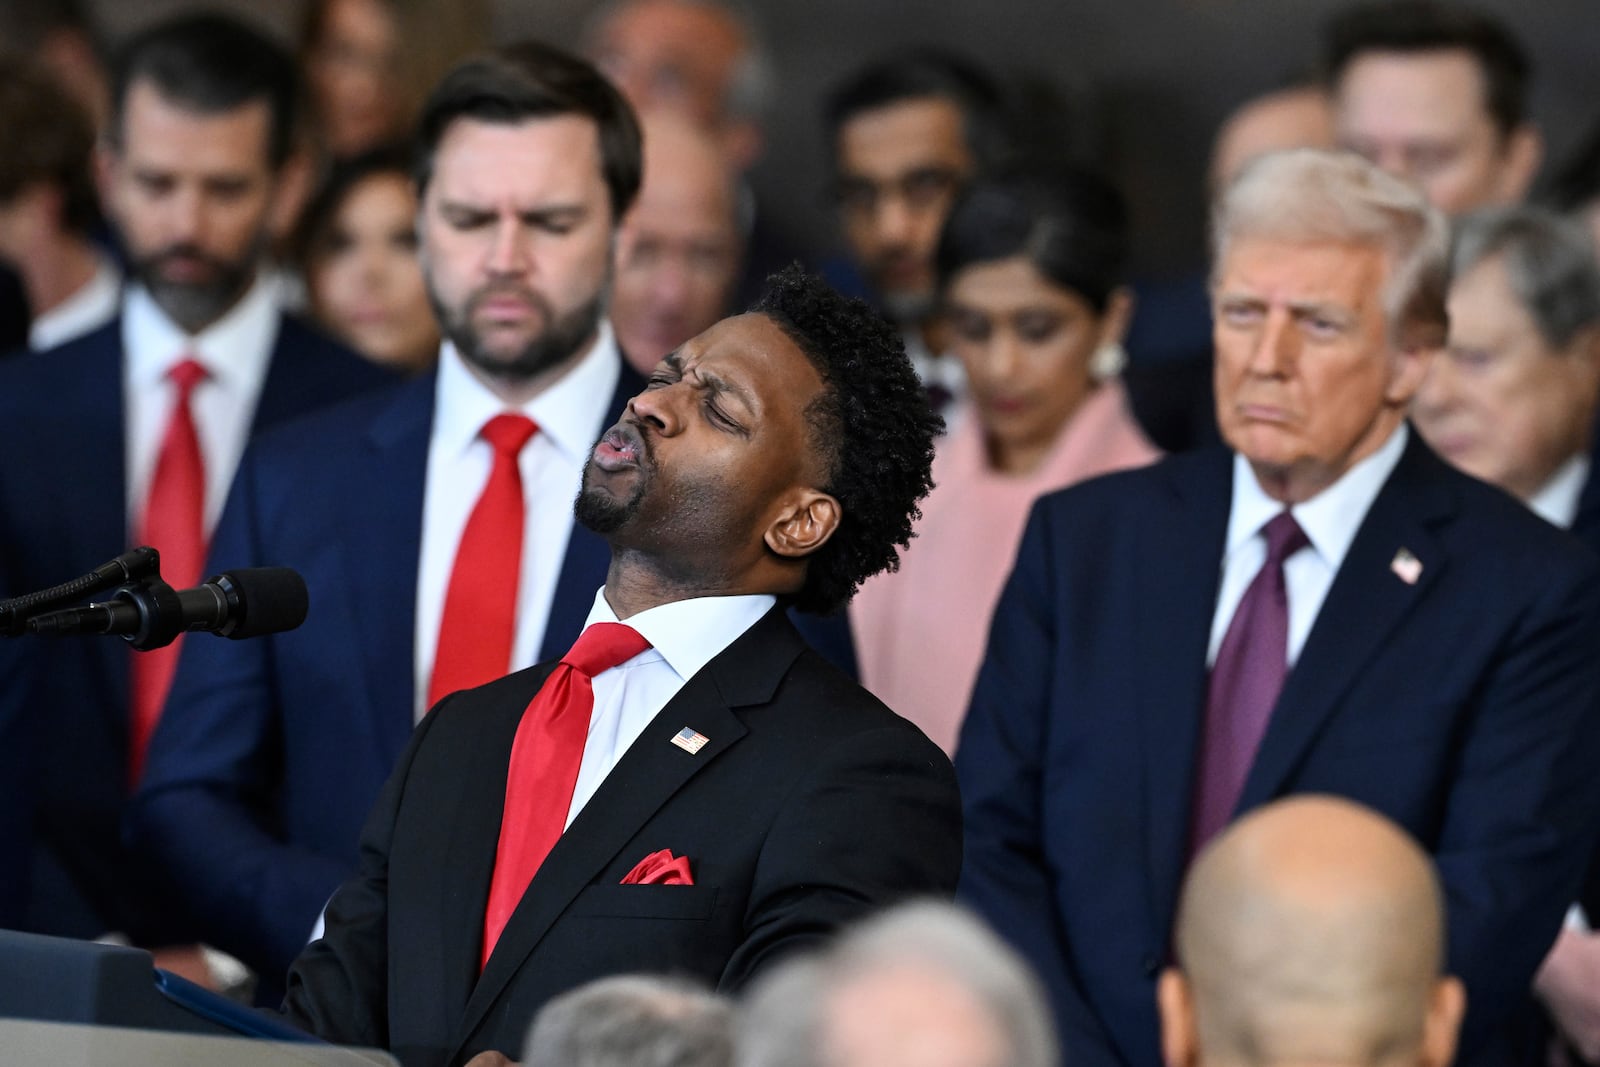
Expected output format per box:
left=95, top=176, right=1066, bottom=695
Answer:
left=830, top=166, right=966, bottom=219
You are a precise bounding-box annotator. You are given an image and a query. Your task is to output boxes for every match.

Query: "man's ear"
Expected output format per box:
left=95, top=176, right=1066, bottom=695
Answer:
left=1497, top=123, right=1543, bottom=204
left=1384, top=337, right=1437, bottom=408
left=1157, top=968, right=1200, bottom=1067
left=94, top=140, right=119, bottom=220
left=764, top=489, right=840, bottom=560
left=268, top=144, right=316, bottom=245
left=1419, top=975, right=1465, bottom=1067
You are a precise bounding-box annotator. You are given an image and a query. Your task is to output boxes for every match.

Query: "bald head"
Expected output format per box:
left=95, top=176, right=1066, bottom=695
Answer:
left=1159, top=797, right=1464, bottom=1067
left=1210, top=86, right=1335, bottom=193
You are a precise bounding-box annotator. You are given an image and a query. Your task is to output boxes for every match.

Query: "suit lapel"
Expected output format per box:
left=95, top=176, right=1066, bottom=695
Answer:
left=342, top=375, right=433, bottom=763
left=1136, top=451, right=1233, bottom=934
left=454, top=608, right=801, bottom=1050
left=1237, top=433, right=1451, bottom=810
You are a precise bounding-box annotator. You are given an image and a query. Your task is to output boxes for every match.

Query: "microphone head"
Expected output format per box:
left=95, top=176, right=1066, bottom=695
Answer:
left=211, top=567, right=309, bottom=639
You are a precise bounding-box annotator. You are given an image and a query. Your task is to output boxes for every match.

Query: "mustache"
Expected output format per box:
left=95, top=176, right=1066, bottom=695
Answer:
left=140, top=244, right=230, bottom=272
left=468, top=282, right=547, bottom=313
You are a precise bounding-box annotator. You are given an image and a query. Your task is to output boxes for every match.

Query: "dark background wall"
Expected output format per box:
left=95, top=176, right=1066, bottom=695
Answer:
left=90, top=1, right=1600, bottom=279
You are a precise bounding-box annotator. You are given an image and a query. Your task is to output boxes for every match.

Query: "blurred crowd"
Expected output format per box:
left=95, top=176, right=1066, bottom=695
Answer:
left=3, top=1, right=1600, bottom=1066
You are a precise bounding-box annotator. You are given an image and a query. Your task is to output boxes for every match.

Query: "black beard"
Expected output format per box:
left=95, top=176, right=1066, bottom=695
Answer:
left=574, top=447, right=651, bottom=535
left=433, top=285, right=605, bottom=385
left=130, top=245, right=256, bottom=333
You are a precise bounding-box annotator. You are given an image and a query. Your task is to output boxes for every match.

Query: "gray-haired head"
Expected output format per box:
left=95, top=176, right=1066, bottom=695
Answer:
left=736, top=901, right=1058, bottom=1067
left=581, top=0, right=772, bottom=126
left=524, top=974, right=733, bottom=1067
left=1452, top=205, right=1600, bottom=350
left=1211, top=148, right=1451, bottom=350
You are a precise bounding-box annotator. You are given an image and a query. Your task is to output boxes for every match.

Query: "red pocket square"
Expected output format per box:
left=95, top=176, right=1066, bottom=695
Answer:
left=620, top=849, right=693, bottom=885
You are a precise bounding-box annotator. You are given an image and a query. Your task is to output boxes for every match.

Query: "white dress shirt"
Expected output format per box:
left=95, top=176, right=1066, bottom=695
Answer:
left=30, top=252, right=120, bottom=352
left=412, top=325, right=623, bottom=720
left=565, top=588, right=775, bottom=828
left=1529, top=454, right=1590, bottom=530
left=122, top=276, right=279, bottom=532
left=1208, top=424, right=1410, bottom=667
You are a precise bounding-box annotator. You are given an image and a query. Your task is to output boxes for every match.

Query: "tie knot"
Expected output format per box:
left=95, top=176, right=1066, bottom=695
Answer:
left=563, top=622, right=651, bottom=678
left=168, top=358, right=207, bottom=395
left=482, top=413, right=538, bottom=456
left=1261, top=511, right=1309, bottom=567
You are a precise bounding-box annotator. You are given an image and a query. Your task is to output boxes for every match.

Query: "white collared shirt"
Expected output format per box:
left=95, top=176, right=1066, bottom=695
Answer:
left=413, top=324, right=623, bottom=720
left=30, top=253, right=121, bottom=351
left=122, top=276, right=279, bottom=532
left=565, top=588, right=775, bottom=828
left=1528, top=454, right=1590, bottom=530
left=1208, top=424, right=1410, bottom=667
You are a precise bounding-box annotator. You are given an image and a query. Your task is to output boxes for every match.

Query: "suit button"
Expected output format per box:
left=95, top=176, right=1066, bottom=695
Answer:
left=1141, top=955, right=1161, bottom=978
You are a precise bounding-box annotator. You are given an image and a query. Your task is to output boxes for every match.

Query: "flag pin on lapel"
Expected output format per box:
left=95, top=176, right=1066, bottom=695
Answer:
left=671, top=727, right=710, bottom=755
left=1390, top=547, right=1422, bottom=585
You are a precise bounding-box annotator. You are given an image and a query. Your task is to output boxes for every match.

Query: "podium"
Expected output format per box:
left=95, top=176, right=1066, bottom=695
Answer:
left=0, top=930, right=394, bottom=1063
left=0, top=1020, right=396, bottom=1065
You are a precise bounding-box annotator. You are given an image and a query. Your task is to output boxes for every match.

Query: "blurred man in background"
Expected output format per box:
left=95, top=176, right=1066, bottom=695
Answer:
left=1325, top=0, right=1541, bottom=216
left=611, top=113, right=743, bottom=375
left=823, top=48, right=1011, bottom=415
left=738, top=902, right=1057, bottom=1067
left=0, top=58, right=118, bottom=350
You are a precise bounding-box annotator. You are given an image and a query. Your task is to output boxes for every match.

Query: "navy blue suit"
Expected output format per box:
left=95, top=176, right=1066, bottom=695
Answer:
left=0, top=314, right=392, bottom=945
left=956, top=433, right=1600, bottom=1067
left=128, top=361, right=645, bottom=992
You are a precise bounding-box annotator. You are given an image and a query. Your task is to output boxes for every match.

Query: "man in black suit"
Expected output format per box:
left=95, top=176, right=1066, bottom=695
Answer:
left=284, top=265, right=959, bottom=1067
left=0, top=13, right=389, bottom=959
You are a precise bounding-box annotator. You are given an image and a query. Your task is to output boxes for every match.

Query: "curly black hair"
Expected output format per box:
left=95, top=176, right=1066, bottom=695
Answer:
left=750, top=265, right=942, bottom=615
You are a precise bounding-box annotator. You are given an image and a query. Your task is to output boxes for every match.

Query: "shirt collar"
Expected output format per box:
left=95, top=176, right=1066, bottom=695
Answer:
left=432, top=320, right=622, bottom=462
left=582, top=587, right=776, bottom=684
left=124, top=274, right=277, bottom=391
left=1528, top=453, right=1591, bottom=529
left=1225, top=422, right=1409, bottom=570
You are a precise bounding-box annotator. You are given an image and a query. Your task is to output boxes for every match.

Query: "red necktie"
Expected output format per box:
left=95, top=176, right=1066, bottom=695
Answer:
left=481, top=621, right=652, bottom=966
left=428, top=414, right=539, bottom=709
left=128, top=358, right=208, bottom=784
left=1190, top=510, right=1309, bottom=854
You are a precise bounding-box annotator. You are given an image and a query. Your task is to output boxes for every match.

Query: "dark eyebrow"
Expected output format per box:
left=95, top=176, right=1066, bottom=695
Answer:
left=694, top=367, right=755, bottom=416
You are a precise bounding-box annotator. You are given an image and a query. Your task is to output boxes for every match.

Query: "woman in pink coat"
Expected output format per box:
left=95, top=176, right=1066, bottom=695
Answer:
left=852, top=174, right=1161, bottom=754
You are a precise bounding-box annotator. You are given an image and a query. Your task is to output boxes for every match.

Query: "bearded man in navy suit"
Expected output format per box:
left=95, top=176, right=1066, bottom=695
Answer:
left=956, top=148, right=1600, bottom=1067
left=0, top=13, right=389, bottom=959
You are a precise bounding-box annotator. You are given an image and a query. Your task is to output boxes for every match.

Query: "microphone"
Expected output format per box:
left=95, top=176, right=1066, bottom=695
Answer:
left=26, top=568, right=309, bottom=651
left=0, top=546, right=162, bottom=636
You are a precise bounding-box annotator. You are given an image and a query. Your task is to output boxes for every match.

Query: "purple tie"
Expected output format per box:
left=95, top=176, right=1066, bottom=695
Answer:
left=1190, top=510, right=1309, bottom=854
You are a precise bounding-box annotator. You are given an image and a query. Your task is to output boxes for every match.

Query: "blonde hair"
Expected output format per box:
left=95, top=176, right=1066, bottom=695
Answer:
left=1211, top=148, right=1451, bottom=348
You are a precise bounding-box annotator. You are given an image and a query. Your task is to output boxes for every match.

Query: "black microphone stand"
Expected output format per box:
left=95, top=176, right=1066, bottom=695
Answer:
left=0, top=547, right=162, bottom=637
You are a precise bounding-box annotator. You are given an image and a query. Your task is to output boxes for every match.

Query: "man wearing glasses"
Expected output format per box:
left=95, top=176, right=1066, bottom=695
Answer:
left=822, top=49, right=1012, bottom=416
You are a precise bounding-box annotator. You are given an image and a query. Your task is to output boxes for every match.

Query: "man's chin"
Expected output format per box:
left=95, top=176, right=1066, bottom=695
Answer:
left=574, top=482, right=633, bottom=536
left=876, top=286, right=936, bottom=325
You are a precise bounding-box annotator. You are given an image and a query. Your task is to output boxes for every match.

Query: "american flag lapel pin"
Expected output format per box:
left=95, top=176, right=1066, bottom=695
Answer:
left=671, top=727, right=710, bottom=755
left=1390, top=547, right=1422, bottom=585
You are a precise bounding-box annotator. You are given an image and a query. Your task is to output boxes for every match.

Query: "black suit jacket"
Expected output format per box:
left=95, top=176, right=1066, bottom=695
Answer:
left=285, top=608, right=961, bottom=1067
left=957, top=432, right=1600, bottom=1067
left=0, top=314, right=393, bottom=943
